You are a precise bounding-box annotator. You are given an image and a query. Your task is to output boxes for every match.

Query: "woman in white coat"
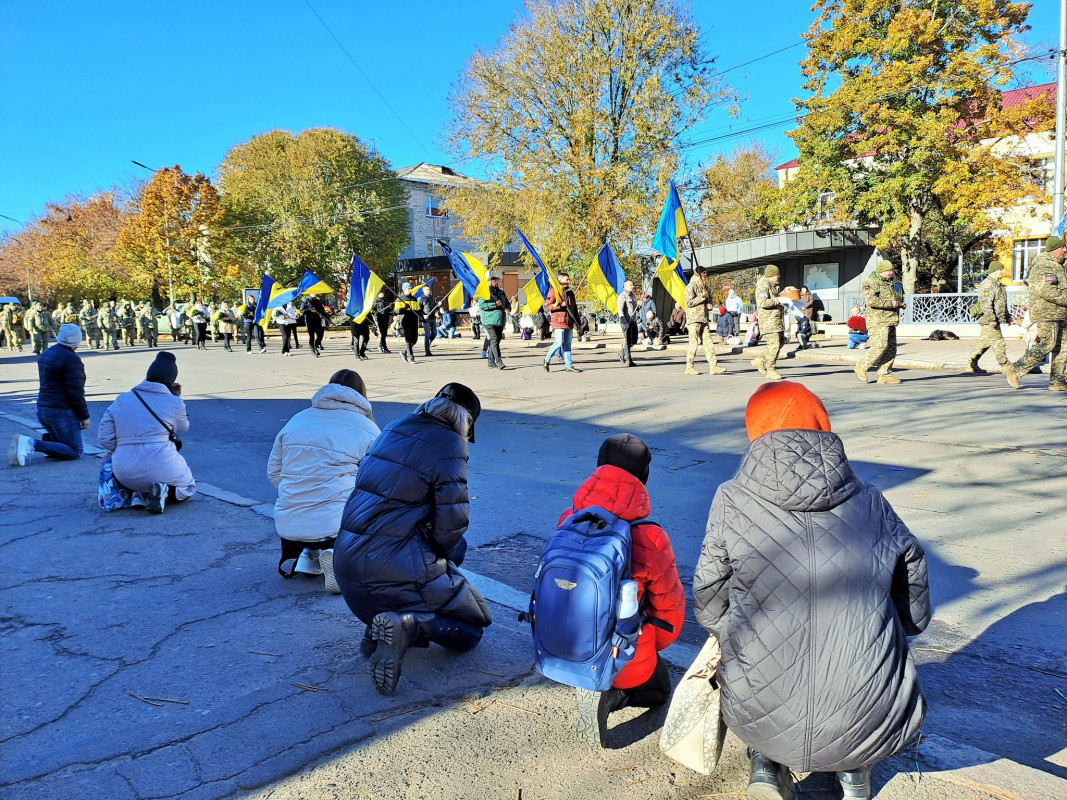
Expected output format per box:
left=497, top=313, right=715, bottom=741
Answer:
left=98, top=351, right=195, bottom=514
left=268, top=369, right=380, bottom=592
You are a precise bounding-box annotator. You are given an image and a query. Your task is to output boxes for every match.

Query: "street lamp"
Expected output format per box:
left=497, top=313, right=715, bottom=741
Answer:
left=131, top=160, right=175, bottom=309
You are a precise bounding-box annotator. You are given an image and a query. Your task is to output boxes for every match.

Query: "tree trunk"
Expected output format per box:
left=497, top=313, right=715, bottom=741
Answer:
left=900, top=205, right=923, bottom=295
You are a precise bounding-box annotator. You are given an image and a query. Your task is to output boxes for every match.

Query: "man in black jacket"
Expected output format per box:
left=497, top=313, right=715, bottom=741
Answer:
left=332, top=383, right=490, bottom=696
left=9, top=324, right=91, bottom=466
left=241, top=295, right=266, bottom=353
left=373, top=292, right=392, bottom=353
left=301, top=294, right=329, bottom=356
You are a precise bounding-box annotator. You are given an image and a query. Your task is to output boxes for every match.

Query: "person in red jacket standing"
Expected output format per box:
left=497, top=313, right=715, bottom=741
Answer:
left=560, top=433, right=686, bottom=746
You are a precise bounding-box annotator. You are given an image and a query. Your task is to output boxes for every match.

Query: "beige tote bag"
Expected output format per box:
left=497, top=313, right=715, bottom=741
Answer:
left=659, top=635, right=727, bottom=775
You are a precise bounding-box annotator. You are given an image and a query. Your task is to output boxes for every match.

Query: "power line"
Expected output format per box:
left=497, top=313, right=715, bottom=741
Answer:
left=302, top=0, right=433, bottom=158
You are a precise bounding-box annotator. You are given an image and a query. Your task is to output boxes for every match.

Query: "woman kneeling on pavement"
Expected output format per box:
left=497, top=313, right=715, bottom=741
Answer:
left=693, top=381, right=929, bottom=800
left=332, top=383, right=491, bottom=696
left=267, top=369, right=380, bottom=590
left=98, top=352, right=195, bottom=513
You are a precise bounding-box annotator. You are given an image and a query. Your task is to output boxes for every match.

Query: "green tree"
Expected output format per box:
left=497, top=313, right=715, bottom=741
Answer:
left=785, top=0, right=1054, bottom=293
left=696, top=143, right=782, bottom=245
left=215, top=128, right=409, bottom=288
left=115, top=166, right=223, bottom=304
left=445, top=0, right=733, bottom=266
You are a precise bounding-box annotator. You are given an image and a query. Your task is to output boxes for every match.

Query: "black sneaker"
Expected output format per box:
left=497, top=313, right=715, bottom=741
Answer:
left=401, top=351, right=409, bottom=363
left=564, top=366, right=582, bottom=373
left=543, top=361, right=550, bottom=372
left=837, top=768, right=870, bottom=800
left=747, top=751, right=793, bottom=800
left=146, top=482, right=166, bottom=515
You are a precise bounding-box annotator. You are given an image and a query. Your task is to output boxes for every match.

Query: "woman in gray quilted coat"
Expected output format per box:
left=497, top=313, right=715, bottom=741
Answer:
left=693, top=381, right=929, bottom=800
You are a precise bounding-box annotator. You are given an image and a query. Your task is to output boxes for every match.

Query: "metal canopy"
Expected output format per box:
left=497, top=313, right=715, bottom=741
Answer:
left=687, top=228, right=876, bottom=275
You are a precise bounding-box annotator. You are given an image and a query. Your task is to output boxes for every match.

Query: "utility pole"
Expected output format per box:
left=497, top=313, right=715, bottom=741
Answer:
left=1053, top=0, right=1066, bottom=225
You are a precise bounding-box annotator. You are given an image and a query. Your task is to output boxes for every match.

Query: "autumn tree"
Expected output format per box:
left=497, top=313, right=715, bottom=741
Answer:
left=0, top=194, right=131, bottom=303
left=115, top=166, right=223, bottom=306
left=786, top=0, right=1055, bottom=293
left=445, top=0, right=733, bottom=267
left=696, top=143, right=782, bottom=244
left=215, top=128, right=409, bottom=288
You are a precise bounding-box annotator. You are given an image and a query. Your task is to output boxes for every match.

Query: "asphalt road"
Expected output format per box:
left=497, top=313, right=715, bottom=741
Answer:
left=2, top=328, right=1065, bottom=793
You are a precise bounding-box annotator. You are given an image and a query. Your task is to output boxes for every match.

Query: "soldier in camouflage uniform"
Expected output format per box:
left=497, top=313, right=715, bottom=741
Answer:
left=26, top=302, right=50, bottom=355
left=80, top=300, right=103, bottom=349
left=967, top=261, right=1010, bottom=374
left=855, top=260, right=905, bottom=385
left=139, top=304, right=159, bottom=348
left=121, top=303, right=137, bottom=346
left=61, top=302, right=80, bottom=327
left=682, top=265, right=727, bottom=376
left=1004, top=236, right=1067, bottom=391
left=39, top=304, right=57, bottom=349
left=750, top=264, right=785, bottom=381
left=1, top=303, right=25, bottom=351
left=104, top=301, right=121, bottom=350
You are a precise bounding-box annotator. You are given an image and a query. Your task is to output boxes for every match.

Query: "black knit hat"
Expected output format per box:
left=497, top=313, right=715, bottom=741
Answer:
left=145, top=351, right=178, bottom=387
left=436, top=383, right=480, bottom=443
left=597, top=433, right=652, bottom=485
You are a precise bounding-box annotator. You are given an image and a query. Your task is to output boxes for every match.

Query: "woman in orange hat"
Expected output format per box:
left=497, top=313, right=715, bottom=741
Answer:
left=692, top=381, right=929, bottom=800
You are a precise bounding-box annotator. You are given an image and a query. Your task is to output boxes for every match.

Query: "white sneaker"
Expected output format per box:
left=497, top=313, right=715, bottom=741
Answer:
left=295, top=548, right=323, bottom=576
left=146, top=482, right=167, bottom=514
left=8, top=435, right=34, bottom=467
left=320, top=548, right=341, bottom=593
left=130, top=492, right=147, bottom=508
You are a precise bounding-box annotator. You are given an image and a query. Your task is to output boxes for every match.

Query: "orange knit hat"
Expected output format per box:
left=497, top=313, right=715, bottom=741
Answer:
left=745, top=381, right=831, bottom=442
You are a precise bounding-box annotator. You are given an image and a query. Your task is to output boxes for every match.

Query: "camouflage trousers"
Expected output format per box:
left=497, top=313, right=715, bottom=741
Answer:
left=863, top=325, right=897, bottom=375
left=2, top=326, right=22, bottom=351
left=754, top=331, right=784, bottom=370
left=1012, top=321, right=1066, bottom=385
left=32, top=333, right=48, bottom=355
left=105, top=329, right=121, bottom=349
left=85, top=326, right=102, bottom=348
left=686, top=322, right=719, bottom=368
left=969, top=324, right=1007, bottom=366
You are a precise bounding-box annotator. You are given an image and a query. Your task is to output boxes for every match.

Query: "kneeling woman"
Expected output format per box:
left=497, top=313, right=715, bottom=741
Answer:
left=98, top=352, right=195, bottom=513
left=333, top=383, right=491, bottom=696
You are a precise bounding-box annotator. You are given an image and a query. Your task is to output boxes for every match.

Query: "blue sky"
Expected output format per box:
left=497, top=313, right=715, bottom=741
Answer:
left=0, top=0, right=1060, bottom=238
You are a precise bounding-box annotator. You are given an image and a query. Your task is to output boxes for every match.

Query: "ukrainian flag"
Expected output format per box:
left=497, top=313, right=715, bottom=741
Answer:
left=586, top=243, right=628, bottom=308
left=411, top=277, right=436, bottom=299
left=268, top=270, right=333, bottom=309
left=346, top=255, right=385, bottom=323
left=442, top=243, right=490, bottom=300
left=446, top=281, right=469, bottom=311
left=516, top=228, right=562, bottom=294
left=652, top=179, right=689, bottom=262
left=656, top=256, right=688, bottom=306
left=254, top=274, right=275, bottom=326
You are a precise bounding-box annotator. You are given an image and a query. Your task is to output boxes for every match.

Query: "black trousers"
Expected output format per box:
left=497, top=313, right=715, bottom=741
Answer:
left=485, top=325, right=503, bottom=367
left=350, top=320, right=370, bottom=356
left=194, top=322, right=208, bottom=347
left=375, top=314, right=390, bottom=350
left=402, top=319, right=418, bottom=360
left=281, top=324, right=294, bottom=354
left=619, top=322, right=638, bottom=365
left=306, top=318, right=324, bottom=350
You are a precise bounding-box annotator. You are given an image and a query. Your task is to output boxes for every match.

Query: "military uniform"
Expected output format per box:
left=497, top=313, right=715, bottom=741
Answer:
left=683, top=272, right=725, bottom=375
left=80, top=301, right=103, bottom=349
left=121, top=305, right=136, bottom=346
left=26, top=304, right=50, bottom=355
left=1008, top=251, right=1067, bottom=389
left=105, top=304, right=121, bottom=350
left=968, top=271, right=1009, bottom=372
left=140, top=305, right=159, bottom=347
left=858, top=269, right=901, bottom=381
left=1, top=304, right=25, bottom=351
left=38, top=306, right=56, bottom=351
left=751, top=270, right=785, bottom=378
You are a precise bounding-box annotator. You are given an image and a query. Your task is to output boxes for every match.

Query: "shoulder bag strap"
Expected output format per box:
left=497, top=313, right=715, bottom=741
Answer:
left=132, top=389, right=175, bottom=439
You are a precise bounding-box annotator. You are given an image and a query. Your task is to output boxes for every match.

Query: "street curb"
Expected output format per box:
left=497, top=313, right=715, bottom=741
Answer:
left=915, top=734, right=1067, bottom=800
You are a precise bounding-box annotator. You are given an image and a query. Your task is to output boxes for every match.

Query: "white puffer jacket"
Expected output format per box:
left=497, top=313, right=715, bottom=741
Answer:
left=267, top=384, right=381, bottom=542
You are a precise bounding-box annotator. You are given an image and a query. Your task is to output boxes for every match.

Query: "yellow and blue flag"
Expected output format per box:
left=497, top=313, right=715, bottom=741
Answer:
left=254, top=274, right=275, bottom=325
left=446, top=281, right=469, bottom=311
left=441, top=242, right=490, bottom=300
left=587, top=243, right=628, bottom=308
left=656, top=256, right=688, bottom=306
left=516, top=229, right=562, bottom=295
left=652, top=179, right=689, bottom=262
left=411, top=277, right=437, bottom=300
left=520, top=269, right=552, bottom=314
left=268, top=270, right=332, bottom=309
left=346, top=255, right=385, bottom=323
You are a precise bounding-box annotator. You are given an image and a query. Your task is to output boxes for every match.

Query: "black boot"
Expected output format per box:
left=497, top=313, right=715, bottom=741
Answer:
left=575, top=687, right=628, bottom=748
left=747, top=750, right=793, bottom=800
left=359, top=628, right=377, bottom=659
left=368, top=611, right=434, bottom=695
left=837, top=768, right=871, bottom=800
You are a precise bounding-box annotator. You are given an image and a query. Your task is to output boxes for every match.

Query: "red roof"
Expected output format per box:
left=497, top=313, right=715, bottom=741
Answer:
left=773, top=82, right=1056, bottom=172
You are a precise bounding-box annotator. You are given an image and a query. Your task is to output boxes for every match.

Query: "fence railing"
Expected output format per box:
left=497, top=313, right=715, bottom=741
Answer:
left=841, top=292, right=1030, bottom=324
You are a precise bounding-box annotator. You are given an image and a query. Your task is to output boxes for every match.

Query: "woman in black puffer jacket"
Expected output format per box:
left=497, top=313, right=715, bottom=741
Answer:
left=333, top=383, right=491, bottom=696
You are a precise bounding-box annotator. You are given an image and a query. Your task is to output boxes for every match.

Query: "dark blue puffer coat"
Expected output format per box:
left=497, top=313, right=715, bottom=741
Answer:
left=333, top=398, right=492, bottom=629
left=37, top=343, right=89, bottom=421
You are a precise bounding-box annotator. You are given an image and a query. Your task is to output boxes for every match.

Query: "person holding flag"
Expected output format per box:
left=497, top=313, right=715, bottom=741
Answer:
left=543, top=272, right=581, bottom=373
left=242, top=288, right=267, bottom=354
left=479, top=274, right=509, bottom=370
left=394, top=282, right=422, bottom=364
left=347, top=256, right=385, bottom=362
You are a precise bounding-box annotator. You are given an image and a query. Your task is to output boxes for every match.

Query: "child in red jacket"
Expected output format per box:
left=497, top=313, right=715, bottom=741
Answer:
left=561, top=434, right=687, bottom=747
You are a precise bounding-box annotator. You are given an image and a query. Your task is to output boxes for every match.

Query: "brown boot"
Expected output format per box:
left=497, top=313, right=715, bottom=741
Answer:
left=968, top=357, right=986, bottom=374
left=854, top=363, right=867, bottom=383
left=750, top=357, right=766, bottom=375
left=709, top=365, right=727, bottom=375
left=1003, top=363, right=1020, bottom=389
left=877, top=374, right=901, bottom=384
left=684, top=366, right=699, bottom=375
left=1049, top=382, right=1067, bottom=392
left=765, top=369, right=783, bottom=381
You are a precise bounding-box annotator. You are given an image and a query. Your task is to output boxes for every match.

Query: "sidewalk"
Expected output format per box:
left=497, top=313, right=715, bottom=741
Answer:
left=2, top=411, right=1064, bottom=800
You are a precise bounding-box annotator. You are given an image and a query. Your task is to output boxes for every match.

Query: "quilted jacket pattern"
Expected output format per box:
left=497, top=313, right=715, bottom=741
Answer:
left=333, top=400, right=491, bottom=629
left=693, top=428, right=929, bottom=772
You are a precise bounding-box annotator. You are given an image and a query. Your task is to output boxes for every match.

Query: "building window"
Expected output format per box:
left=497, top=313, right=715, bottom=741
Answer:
left=1012, top=238, right=1043, bottom=282
left=426, top=238, right=449, bottom=257
left=814, top=191, right=835, bottom=223
left=425, top=197, right=446, bottom=218
left=962, top=241, right=994, bottom=287
left=1027, top=156, right=1057, bottom=195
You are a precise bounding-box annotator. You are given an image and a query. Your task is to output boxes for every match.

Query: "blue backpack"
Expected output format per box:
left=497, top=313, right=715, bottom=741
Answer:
left=527, top=506, right=648, bottom=692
